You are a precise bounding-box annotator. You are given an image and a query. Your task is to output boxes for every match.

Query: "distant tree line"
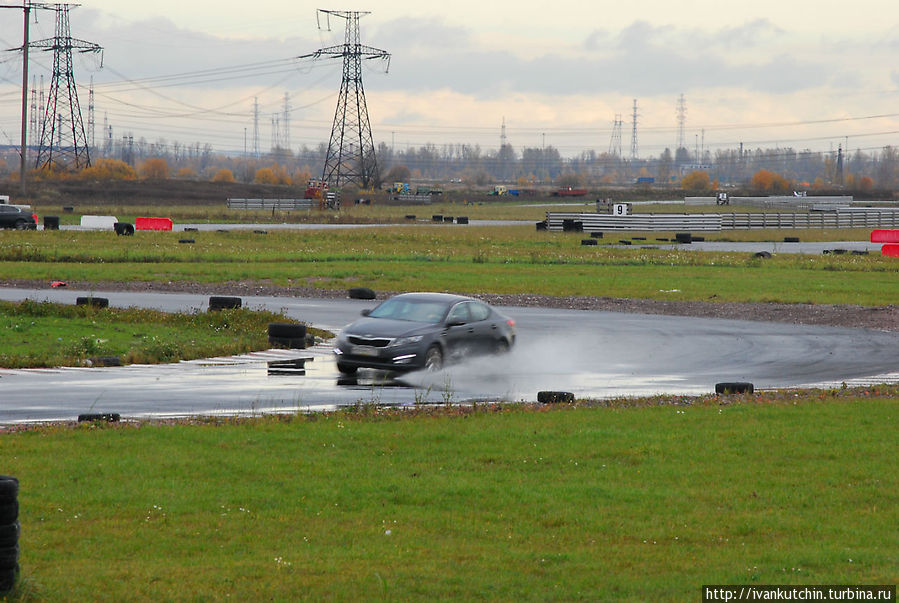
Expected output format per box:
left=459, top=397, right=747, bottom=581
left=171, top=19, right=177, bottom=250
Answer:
left=2, top=135, right=897, bottom=193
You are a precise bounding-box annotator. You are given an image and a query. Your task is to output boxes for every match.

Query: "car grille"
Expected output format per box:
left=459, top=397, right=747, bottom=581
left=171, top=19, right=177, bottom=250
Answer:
left=347, top=335, right=392, bottom=347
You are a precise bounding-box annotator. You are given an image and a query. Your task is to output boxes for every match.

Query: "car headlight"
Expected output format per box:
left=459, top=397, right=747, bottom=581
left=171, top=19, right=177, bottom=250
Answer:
left=389, top=335, right=423, bottom=347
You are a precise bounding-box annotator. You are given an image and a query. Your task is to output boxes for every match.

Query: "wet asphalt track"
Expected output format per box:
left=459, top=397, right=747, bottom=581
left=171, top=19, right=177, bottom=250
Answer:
left=2, top=288, right=899, bottom=424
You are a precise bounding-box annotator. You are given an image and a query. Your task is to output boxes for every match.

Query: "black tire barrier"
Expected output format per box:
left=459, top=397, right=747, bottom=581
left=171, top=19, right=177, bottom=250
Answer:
left=183, top=227, right=199, bottom=232
left=851, top=250, right=869, bottom=255
left=656, top=237, right=669, bottom=241
left=432, top=215, right=443, bottom=222
left=591, top=232, right=603, bottom=238
left=268, top=323, right=307, bottom=349
left=715, top=382, right=754, bottom=395
left=208, top=296, right=242, bottom=311
left=0, top=477, right=17, bottom=502
left=89, top=356, right=122, bottom=367
left=0, top=502, right=17, bottom=525
left=0, top=566, right=18, bottom=595
left=77, top=413, right=121, bottom=423
left=0, top=547, right=18, bottom=571
left=832, top=249, right=847, bottom=255
left=443, top=216, right=454, bottom=223
left=63, top=206, right=74, bottom=213
left=0, top=523, right=19, bottom=549
left=537, top=391, right=575, bottom=404
left=404, top=214, right=416, bottom=220
left=632, top=236, right=646, bottom=241
left=693, top=236, right=705, bottom=242
left=113, top=222, right=135, bottom=236
left=44, top=216, right=60, bottom=230
left=675, top=232, right=692, bottom=244
left=178, top=239, right=195, bottom=244
left=253, top=230, right=267, bottom=235
left=619, top=240, right=632, bottom=245
left=76, top=296, right=109, bottom=308
left=784, top=236, right=800, bottom=243
left=456, top=216, right=469, bottom=224
left=348, top=287, right=376, bottom=300
left=754, top=251, right=772, bottom=259
left=581, top=239, right=597, bottom=246
left=536, top=221, right=547, bottom=231
left=562, top=219, right=578, bottom=232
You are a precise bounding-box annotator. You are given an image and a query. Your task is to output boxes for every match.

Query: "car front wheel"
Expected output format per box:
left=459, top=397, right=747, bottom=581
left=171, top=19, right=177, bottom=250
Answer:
left=14, top=220, right=25, bottom=230
left=424, top=345, right=443, bottom=371
left=336, top=362, right=358, bottom=375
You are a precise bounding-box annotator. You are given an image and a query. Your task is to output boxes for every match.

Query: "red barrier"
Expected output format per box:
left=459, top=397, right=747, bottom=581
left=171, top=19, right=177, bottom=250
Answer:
left=870, top=229, right=899, bottom=243
left=135, top=217, right=173, bottom=231
left=881, top=244, right=899, bottom=257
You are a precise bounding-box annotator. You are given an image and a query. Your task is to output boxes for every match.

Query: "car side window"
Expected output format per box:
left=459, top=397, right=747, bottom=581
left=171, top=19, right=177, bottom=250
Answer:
left=469, top=302, right=491, bottom=322
left=446, top=303, right=470, bottom=324
left=0, top=206, right=13, bottom=213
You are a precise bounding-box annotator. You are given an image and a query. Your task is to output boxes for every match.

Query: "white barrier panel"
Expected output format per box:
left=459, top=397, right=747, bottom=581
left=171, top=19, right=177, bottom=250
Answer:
left=80, top=215, right=118, bottom=230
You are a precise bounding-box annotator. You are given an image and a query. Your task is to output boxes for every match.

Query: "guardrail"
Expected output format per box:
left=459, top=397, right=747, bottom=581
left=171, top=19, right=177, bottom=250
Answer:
left=227, top=198, right=313, bottom=210
left=393, top=194, right=432, bottom=203
left=547, top=209, right=899, bottom=232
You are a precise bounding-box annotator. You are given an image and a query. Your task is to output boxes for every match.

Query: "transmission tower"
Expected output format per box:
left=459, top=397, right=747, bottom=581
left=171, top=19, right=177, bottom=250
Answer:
left=283, top=92, right=291, bottom=150
left=252, top=97, right=260, bottom=157
left=32, top=4, right=102, bottom=171
left=608, top=114, right=622, bottom=157
left=301, top=9, right=390, bottom=188
left=630, top=99, right=639, bottom=160
left=87, top=75, right=95, bottom=150
left=28, top=76, right=38, bottom=148
left=675, top=93, right=686, bottom=151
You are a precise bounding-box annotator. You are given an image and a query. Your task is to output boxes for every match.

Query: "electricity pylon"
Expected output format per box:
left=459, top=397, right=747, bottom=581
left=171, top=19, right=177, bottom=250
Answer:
left=32, top=3, right=102, bottom=171
left=301, top=10, right=389, bottom=188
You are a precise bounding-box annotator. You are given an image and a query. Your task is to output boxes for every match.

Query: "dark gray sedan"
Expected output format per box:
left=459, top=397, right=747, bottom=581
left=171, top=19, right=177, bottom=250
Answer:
left=333, top=292, right=516, bottom=374
left=0, top=205, right=36, bottom=230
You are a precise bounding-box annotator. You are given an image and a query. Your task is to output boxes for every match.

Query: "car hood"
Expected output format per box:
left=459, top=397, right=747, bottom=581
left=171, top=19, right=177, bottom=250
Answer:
left=343, top=317, right=436, bottom=338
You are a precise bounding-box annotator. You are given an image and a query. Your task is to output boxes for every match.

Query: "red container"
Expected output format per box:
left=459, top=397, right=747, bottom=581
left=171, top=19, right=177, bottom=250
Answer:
left=881, top=244, right=899, bottom=257
left=870, top=229, right=899, bottom=243
left=135, top=217, right=173, bottom=231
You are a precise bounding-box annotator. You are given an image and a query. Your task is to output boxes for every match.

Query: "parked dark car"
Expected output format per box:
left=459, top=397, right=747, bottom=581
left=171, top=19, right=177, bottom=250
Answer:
left=334, top=292, right=516, bottom=374
left=0, top=205, right=36, bottom=230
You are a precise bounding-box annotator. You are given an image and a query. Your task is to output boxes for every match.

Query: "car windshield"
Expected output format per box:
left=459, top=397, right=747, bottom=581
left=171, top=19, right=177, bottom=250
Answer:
left=368, top=298, right=450, bottom=323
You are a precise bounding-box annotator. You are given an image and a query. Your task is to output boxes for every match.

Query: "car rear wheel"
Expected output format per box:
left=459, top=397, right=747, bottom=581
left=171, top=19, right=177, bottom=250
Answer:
left=424, top=345, right=443, bottom=371
left=13, top=220, right=25, bottom=231
left=336, top=362, right=358, bottom=375
left=494, top=339, right=510, bottom=354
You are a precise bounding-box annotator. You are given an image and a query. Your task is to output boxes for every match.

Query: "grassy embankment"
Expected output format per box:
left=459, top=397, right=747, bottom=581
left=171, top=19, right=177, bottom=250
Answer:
left=0, top=226, right=894, bottom=306
left=0, top=299, right=326, bottom=369
left=2, top=391, right=897, bottom=600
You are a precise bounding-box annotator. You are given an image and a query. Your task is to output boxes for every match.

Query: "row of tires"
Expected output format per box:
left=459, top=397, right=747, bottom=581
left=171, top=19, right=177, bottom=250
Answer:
left=535, top=383, right=754, bottom=404
left=0, top=476, right=19, bottom=595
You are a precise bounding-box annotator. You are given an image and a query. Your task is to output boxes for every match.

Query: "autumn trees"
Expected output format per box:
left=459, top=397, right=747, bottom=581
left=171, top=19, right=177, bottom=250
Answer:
left=750, top=169, right=792, bottom=194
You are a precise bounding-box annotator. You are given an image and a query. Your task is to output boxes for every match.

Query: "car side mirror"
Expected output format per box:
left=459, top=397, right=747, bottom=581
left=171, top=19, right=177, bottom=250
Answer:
left=361, top=309, right=371, bottom=316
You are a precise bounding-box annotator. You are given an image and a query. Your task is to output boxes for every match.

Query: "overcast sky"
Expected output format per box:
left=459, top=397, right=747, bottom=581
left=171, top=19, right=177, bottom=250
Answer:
left=1, top=0, right=898, bottom=158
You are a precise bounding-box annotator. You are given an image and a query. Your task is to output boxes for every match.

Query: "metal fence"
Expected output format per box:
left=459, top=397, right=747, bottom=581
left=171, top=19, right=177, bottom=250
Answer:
left=227, top=198, right=313, bottom=210
left=546, top=209, right=899, bottom=232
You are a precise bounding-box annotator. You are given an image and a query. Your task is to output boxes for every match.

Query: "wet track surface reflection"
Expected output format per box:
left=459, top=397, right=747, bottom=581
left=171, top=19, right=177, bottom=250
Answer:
left=2, top=288, right=899, bottom=424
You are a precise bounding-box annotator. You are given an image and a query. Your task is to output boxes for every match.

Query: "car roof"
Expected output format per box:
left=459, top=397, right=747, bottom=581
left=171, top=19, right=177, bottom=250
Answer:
left=388, top=292, right=479, bottom=304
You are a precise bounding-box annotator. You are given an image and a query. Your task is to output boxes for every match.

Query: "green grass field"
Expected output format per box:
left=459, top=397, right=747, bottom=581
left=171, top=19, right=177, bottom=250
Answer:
left=1, top=213, right=897, bottom=600
left=2, top=391, right=897, bottom=601
left=0, top=299, right=326, bottom=368
left=1, top=226, right=895, bottom=306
